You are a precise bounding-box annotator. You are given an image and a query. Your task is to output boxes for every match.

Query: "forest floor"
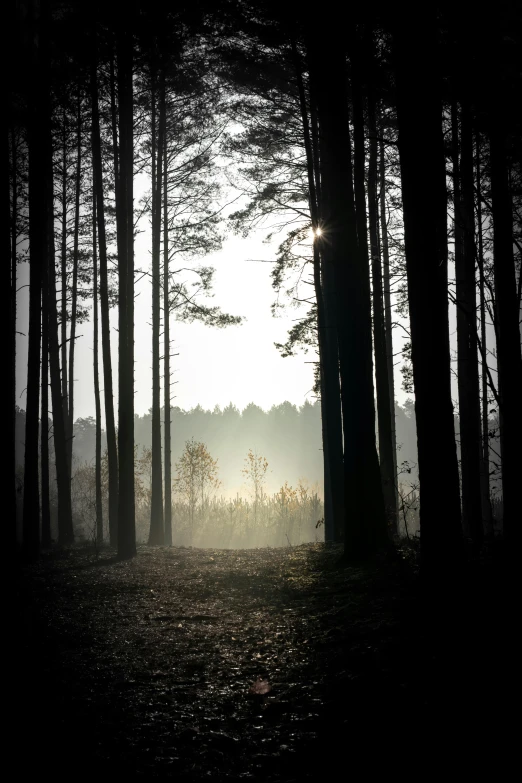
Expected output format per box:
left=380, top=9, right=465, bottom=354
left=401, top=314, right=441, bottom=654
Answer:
left=12, top=541, right=514, bottom=779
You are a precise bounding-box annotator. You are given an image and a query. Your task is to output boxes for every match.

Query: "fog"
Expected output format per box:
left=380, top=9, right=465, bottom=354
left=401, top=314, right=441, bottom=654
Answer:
left=15, top=399, right=424, bottom=548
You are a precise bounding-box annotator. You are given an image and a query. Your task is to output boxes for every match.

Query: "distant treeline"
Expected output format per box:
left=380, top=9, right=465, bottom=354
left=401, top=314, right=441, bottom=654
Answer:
left=15, top=399, right=503, bottom=513
left=16, top=399, right=422, bottom=496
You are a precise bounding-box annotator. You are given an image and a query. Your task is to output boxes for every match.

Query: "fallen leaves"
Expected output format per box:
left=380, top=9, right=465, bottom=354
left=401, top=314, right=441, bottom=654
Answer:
left=17, top=541, right=416, bottom=779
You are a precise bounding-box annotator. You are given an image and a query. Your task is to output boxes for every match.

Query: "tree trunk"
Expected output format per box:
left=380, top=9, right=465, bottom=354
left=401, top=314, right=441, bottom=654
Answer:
left=41, top=202, right=51, bottom=549
left=475, top=133, right=493, bottom=536
left=368, top=59, right=397, bottom=536
left=48, top=124, right=74, bottom=545
left=312, top=98, right=345, bottom=544
left=453, top=101, right=483, bottom=547
left=394, top=13, right=462, bottom=572
left=92, top=174, right=103, bottom=545
left=110, top=48, right=119, bottom=187
left=91, top=39, right=118, bottom=546
left=350, top=30, right=370, bottom=281
left=294, top=40, right=344, bottom=542
left=10, top=126, right=18, bottom=548
left=379, top=130, right=398, bottom=524
left=489, top=99, right=522, bottom=548
left=163, top=75, right=173, bottom=547
left=149, top=60, right=165, bottom=545
left=67, top=91, right=82, bottom=476
left=60, top=108, right=69, bottom=425
left=307, top=15, right=388, bottom=559
left=23, top=0, right=46, bottom=561
left=116, top=23, right=136, bottom=559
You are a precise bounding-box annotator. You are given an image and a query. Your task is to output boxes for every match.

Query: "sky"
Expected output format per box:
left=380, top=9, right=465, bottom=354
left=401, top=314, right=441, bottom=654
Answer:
left=15, top=221, right=413, bottom=425
left=82, top=232, right=321, bottom=421
left=17, top=205, right=491, bottom=428
left=15, top=230, right=336, bottom=423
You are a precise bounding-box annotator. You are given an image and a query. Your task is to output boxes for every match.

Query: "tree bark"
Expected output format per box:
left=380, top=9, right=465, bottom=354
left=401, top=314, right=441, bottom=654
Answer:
left=307, top=15, right=388, bottom=559
left=475, top=133, right=493, bottom=536
left=116, top=22, right=136, bottom=559
left=48, top=133, right=74, bottom=545
left=91, top=37, right=119, bottom=546
left=311, top=84, right=345, bottom=544
left=92, top=173, right=103, bottom=545
left=489, top=97, right=522, bottom=548
left=23, top=0, right=46, bottom=561
left=379, top=130, right=398, bottom=524
left=294, top=40, right=344, bottom=542
left=149, top=60, right=165, bottom=545
left=10, top=126, right=18, bottom=548
left=163, top=74, right=173, bottom=547
left=453, top=101, right=483, bottom=547
left=41, top=200, right=51, bottom=549
left=394, top=13, right=462, bottom=572
left=350, top=30, right=370, bottom=280
left=60, top=107, right=69, bottom=425
left=368, top=53, right=397, bottom=536
left=67, top=91, right=82, bottom=476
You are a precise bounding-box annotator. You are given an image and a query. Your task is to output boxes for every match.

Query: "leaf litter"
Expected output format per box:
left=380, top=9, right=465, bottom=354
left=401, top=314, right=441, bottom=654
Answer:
left=13, top=541, right=511, bottom=778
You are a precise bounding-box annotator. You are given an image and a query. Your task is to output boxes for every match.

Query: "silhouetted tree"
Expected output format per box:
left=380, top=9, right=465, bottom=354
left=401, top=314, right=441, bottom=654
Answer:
left=394, top=10, right=462, bottom=571
left=307, top=10, right=388, bottom=558
left=451, top=101, right=483, bottom=547
left=365, top=28, right=397, bottom=534
left=90, top=30, right=118, bottom=545
left=92, top=175, right=103, bottom=544
left=148, top=52, right=166, bottom=546
left=475, top=135, right=493, bottom=536
left=292, top=39, right=344, bottom=542
left=23, top=0, right=47, bottom=560
left=489, top=73, right=522, bottom=548
left=115, top=17, right=136, bottom=559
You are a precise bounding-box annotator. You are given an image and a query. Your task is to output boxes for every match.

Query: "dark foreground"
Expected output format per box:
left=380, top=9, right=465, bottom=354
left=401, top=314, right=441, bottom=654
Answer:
left=12, top=542, right=514, bottom=778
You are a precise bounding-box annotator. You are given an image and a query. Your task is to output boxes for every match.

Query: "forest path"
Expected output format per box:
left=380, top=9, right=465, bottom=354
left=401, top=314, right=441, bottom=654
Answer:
left=12, top=542, right=510, bottom=778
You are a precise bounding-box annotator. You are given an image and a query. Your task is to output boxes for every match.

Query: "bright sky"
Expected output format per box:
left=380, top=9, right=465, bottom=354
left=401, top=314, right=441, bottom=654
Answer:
left=15, top=171, right=419, bottom=424
left=15, top=223, right=412, bottom=424
left=91, top=232, right=319, bottom=421
left=15, top=232, right=323, bottom=423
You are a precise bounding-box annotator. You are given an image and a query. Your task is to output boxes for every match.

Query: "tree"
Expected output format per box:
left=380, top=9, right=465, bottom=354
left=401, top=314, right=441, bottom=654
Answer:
left=148, top=53, right=166, bottom=547
left=66, top=88, right=84, bottom=477
left=489, top=72, right=522, bottom=548
left=379, top=128, right=399, bottom=531
left=364, top=27, right=397, bottom=535
left=116, top=18, right=136, bottom=560
left=475, top=135, right=494, bottom=536
left=163, top=105, right=172, bottom=546
left=451, top=101, right=483, bottom=547
left=92, top=175, right=103, bottom=545
left=221, top=29, right=345, bottom=543
left=40, top=180, right=51, bottom=549
left=174, top=438, right=220, bottom=542
left=9, top=113, right=27, bottom=550
left=394, top=10, right=462, bottom=571
left=136, top=28, right=243, bottom=547
left=242, top=449, right=269, bottom=527
left=292, top=39, right=344, bottom=543
left=306, top=10, right=388, bottom=559
left=22, top=0, right=46, bottom=561
left=90, top=28, right=118, bottom=546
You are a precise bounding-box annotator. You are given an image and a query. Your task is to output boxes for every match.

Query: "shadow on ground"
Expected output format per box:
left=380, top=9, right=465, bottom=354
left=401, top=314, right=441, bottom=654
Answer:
left=11, top=542, right=514, bottom=778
